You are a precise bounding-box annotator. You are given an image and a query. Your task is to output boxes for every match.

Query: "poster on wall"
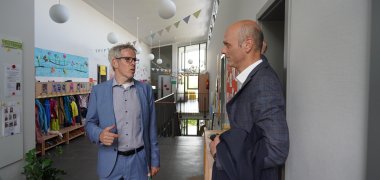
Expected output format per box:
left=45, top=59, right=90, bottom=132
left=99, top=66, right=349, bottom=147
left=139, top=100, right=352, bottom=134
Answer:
left=1, top=101, right=21, bottom=137
left=226, top=63, right=238, bottom=102
left=34, top=48, right=88, bottom=78
left=4, top=64, right=22, bottom=97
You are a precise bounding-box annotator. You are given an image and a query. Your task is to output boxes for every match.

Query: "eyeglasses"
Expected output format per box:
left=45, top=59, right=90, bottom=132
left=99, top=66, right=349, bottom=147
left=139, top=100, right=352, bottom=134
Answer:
left=115, top=57, right=139, bottom=64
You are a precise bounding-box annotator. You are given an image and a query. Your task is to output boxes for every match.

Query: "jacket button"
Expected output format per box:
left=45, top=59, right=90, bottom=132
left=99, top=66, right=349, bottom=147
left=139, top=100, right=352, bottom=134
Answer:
left=114, top=148, right=117, bottom=151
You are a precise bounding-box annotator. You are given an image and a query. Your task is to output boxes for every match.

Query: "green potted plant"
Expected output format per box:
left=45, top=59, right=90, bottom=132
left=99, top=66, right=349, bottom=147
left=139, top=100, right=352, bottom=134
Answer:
left=22, top=147, right=66, bottom=180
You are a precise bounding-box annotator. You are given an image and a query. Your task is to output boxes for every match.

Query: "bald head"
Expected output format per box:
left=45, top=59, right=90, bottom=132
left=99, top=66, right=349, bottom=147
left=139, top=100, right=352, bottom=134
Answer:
left=229, top=20, right=264, bottom=52
left=221, top=20, right=264, bottom=72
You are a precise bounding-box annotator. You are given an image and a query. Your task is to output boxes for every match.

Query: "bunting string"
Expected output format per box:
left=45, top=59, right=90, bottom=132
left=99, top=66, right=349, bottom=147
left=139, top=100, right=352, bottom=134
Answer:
left=144, top=9, right=203, bottom=40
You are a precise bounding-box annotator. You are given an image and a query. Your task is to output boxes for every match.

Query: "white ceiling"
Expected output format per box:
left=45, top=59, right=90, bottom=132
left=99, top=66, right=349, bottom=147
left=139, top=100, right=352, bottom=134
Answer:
left=82, top=0, right=213, bottom=47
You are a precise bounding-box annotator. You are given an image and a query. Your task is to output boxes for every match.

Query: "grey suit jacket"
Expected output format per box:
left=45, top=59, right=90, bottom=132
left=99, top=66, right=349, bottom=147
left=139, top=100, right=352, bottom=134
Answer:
left=85, top=79, right=159, bottom=178
left=214, top=57, right=289, bottom=180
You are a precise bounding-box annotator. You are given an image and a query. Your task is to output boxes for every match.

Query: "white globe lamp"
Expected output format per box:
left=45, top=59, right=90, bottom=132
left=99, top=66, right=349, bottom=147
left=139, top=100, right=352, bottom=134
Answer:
left=157, top=58, right=163, bottom=64
left=107, top=32, right=118, bottom=44
left=148, top=53, right=155, bottom=61
left=49, top=4, right=70, bottom=23
left=158, top=0, right=176, bottom=19
left=188, top=59, right=193, bottom=64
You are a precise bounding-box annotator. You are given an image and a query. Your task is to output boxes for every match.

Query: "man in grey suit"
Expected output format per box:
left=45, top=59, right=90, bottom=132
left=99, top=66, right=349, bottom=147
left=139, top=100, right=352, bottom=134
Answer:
left=209, top=20, right=289, bottom=180
left=85, top=43, right=159, bottom=179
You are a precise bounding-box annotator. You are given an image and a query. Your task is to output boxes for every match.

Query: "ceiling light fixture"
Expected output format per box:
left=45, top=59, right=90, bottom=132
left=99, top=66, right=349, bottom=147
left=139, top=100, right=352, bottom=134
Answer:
left=158, top=0, right=176, bottom=19
left=148, top=31, right=155, bottom=61
left=156, top=39, right=163, bottom=64
left=135, top=17, right=143, bottom=54
left=49, top=0, right=70, bottom=23
left=107, top=0, right=118, bottom=44
left=187, top=40, right=193, bottom=64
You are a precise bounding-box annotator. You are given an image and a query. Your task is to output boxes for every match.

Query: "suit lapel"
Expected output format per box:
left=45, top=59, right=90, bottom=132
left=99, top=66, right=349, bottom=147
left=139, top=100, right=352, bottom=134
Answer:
left=227, top=59, right=269, bottom=105
left=105, top=80, right=116, bottom=126
left=134, top=80, right=147, bottom=128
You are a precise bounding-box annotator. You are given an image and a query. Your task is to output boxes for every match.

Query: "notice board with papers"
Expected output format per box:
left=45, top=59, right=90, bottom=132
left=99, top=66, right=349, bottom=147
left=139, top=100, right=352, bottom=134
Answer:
left=0, top=34, right=24, bottom=168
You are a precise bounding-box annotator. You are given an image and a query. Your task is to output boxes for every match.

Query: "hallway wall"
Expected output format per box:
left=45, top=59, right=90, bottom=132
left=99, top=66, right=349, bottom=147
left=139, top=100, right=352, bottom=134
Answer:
left=285, top=0, right=370, bottom=179
left=0, top=0, right=34, bottom=179
left=35, top=0, right=151, bottom=82
left=366, top=0, right=380, bottom=179
left=207, top=0, right=372, bottom=179
left=0, top=0, right=149, bottom=179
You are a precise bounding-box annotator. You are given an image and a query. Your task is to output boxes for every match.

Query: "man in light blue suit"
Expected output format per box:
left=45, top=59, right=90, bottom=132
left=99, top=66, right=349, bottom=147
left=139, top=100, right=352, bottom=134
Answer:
left=85, top=43, right=159, bottom=179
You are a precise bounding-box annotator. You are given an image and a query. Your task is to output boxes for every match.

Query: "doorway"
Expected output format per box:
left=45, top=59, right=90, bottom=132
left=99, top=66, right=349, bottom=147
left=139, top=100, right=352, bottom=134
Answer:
left=257, top=0, right=286, bottom=179
left=257, top=0, right=286, bottom=91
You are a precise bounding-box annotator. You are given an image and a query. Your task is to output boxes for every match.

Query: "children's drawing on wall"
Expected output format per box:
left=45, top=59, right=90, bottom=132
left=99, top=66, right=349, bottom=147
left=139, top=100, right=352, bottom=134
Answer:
left=42, top=83, right=48, bottom=95
left=226, top=63, right=239, bottom=102
left=34, top=48, right=89, bottom=78
left=4, top=64, right=22, bottom=97
left=1, top=101, right=21, bottom=137
left=134, top=65, right=148, bottom=82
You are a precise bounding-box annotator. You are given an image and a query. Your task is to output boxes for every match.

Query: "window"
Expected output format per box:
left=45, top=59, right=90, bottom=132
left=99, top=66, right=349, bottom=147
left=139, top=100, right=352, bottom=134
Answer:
left=178, top=42, right=207, bottom=73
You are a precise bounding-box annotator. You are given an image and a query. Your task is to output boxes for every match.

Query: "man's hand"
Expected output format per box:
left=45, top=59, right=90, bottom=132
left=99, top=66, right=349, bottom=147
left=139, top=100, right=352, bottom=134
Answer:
left=148, top=167, right=160, bottom=177
left=99, top=125, right=119, bottom=146
left=209, top=135, right=220, bottom=157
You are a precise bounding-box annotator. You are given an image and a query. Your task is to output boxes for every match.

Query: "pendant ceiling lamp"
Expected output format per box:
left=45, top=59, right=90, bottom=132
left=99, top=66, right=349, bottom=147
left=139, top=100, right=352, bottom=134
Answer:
left=188, top=59, right=193, bottom=64
left=107, top=0, right=118, bottom=44
left=187, top=40, right=193, bottom=64
left=148, top=31, right=155, bottom=61
left=158, top=0, right=176, bottom=19
left=49, top=0, right=70, bottom=23
left=156, top=40, right=163, bottom=64
left=135, top=17, right=143, bottom=54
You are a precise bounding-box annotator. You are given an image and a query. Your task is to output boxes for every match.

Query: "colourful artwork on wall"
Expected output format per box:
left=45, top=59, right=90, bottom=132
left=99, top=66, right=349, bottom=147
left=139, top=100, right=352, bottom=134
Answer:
left=226, top=63, right=238, bottom=102
left=34, top=48, right=88, bottom=78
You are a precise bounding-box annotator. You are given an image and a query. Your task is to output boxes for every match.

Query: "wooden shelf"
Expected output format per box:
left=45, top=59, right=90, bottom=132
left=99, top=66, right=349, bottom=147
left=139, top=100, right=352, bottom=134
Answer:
left=36, top=124, right=85, bottom=155
left=36, top=91, right=90, bottom=99
left=69, top=131, right=85, bottom=141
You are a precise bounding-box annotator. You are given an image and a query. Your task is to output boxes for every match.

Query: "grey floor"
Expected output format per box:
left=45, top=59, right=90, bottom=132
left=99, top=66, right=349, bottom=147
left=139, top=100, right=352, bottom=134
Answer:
left=51, top=135, right=204, bottom=180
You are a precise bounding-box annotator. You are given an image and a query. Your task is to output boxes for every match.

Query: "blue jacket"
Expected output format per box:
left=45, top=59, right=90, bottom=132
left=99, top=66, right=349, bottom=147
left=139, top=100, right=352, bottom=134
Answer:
left=85, top=79, right=160, bottom=178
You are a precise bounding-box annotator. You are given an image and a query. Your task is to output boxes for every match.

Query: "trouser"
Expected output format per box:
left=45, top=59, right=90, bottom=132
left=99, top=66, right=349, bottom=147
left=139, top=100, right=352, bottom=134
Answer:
left=100, top=149, right=148, bottom=180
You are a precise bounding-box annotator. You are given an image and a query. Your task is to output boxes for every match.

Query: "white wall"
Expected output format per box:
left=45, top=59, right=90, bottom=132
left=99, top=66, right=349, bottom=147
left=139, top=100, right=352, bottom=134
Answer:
left=35, top=0, right=151, bottom=83
left=0, top=0, right=35, bottom=179
left=0, top=0, right=152, bottom=179
left=207, top=0, right=372, bottom=179
left=206, top=0, right=239, bottom=130
left=285, top=0, right=370, bottom=179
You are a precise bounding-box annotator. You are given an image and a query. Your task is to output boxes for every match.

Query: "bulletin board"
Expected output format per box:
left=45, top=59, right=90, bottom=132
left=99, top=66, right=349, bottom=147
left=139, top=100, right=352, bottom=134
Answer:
left=0, top=34, right=24, bottom=168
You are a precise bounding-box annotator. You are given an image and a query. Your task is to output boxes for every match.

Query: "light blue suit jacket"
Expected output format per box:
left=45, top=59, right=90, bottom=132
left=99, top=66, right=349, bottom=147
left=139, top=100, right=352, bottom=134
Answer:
left=85, top=79, right=160, bottom=178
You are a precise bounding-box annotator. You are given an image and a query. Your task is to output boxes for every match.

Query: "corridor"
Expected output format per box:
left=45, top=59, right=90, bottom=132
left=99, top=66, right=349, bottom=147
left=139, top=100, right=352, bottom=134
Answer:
left=51, top=135, right=204, bottom=180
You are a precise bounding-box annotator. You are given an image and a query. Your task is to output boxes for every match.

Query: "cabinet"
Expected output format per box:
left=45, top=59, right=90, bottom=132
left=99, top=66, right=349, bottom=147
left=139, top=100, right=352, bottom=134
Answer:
left=35, top=82, right=92, bottom=155
left=36, top=124, right=84, bottom=155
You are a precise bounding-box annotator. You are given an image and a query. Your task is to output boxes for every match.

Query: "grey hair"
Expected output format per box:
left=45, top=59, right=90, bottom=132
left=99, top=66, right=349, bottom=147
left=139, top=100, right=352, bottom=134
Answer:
left=238, top=23, right=264, bottom=52
left=108, top=43, right=137, bottom=64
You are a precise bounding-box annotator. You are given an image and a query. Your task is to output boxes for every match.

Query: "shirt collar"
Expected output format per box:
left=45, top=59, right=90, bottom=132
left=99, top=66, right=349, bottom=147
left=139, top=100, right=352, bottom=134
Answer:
left=112, top=78, right=135, bottom=89
left=236, top=59, right=263, bottom=84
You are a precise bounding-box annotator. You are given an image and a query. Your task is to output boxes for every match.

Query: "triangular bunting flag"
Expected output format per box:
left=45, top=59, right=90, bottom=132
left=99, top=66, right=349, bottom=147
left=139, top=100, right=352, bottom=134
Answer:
left=158, top=29, right=164, bottom=36
left=165, top=26, right=171, bottom=32
left=193, top=9, right=201, bottom=18
left=183, top=15, right=191, bottom=24
left=174, top=21, right=181, bottom=28
left=151, top=33, right=156, bottom=39
left=133, top=41, right=137, bottom=45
